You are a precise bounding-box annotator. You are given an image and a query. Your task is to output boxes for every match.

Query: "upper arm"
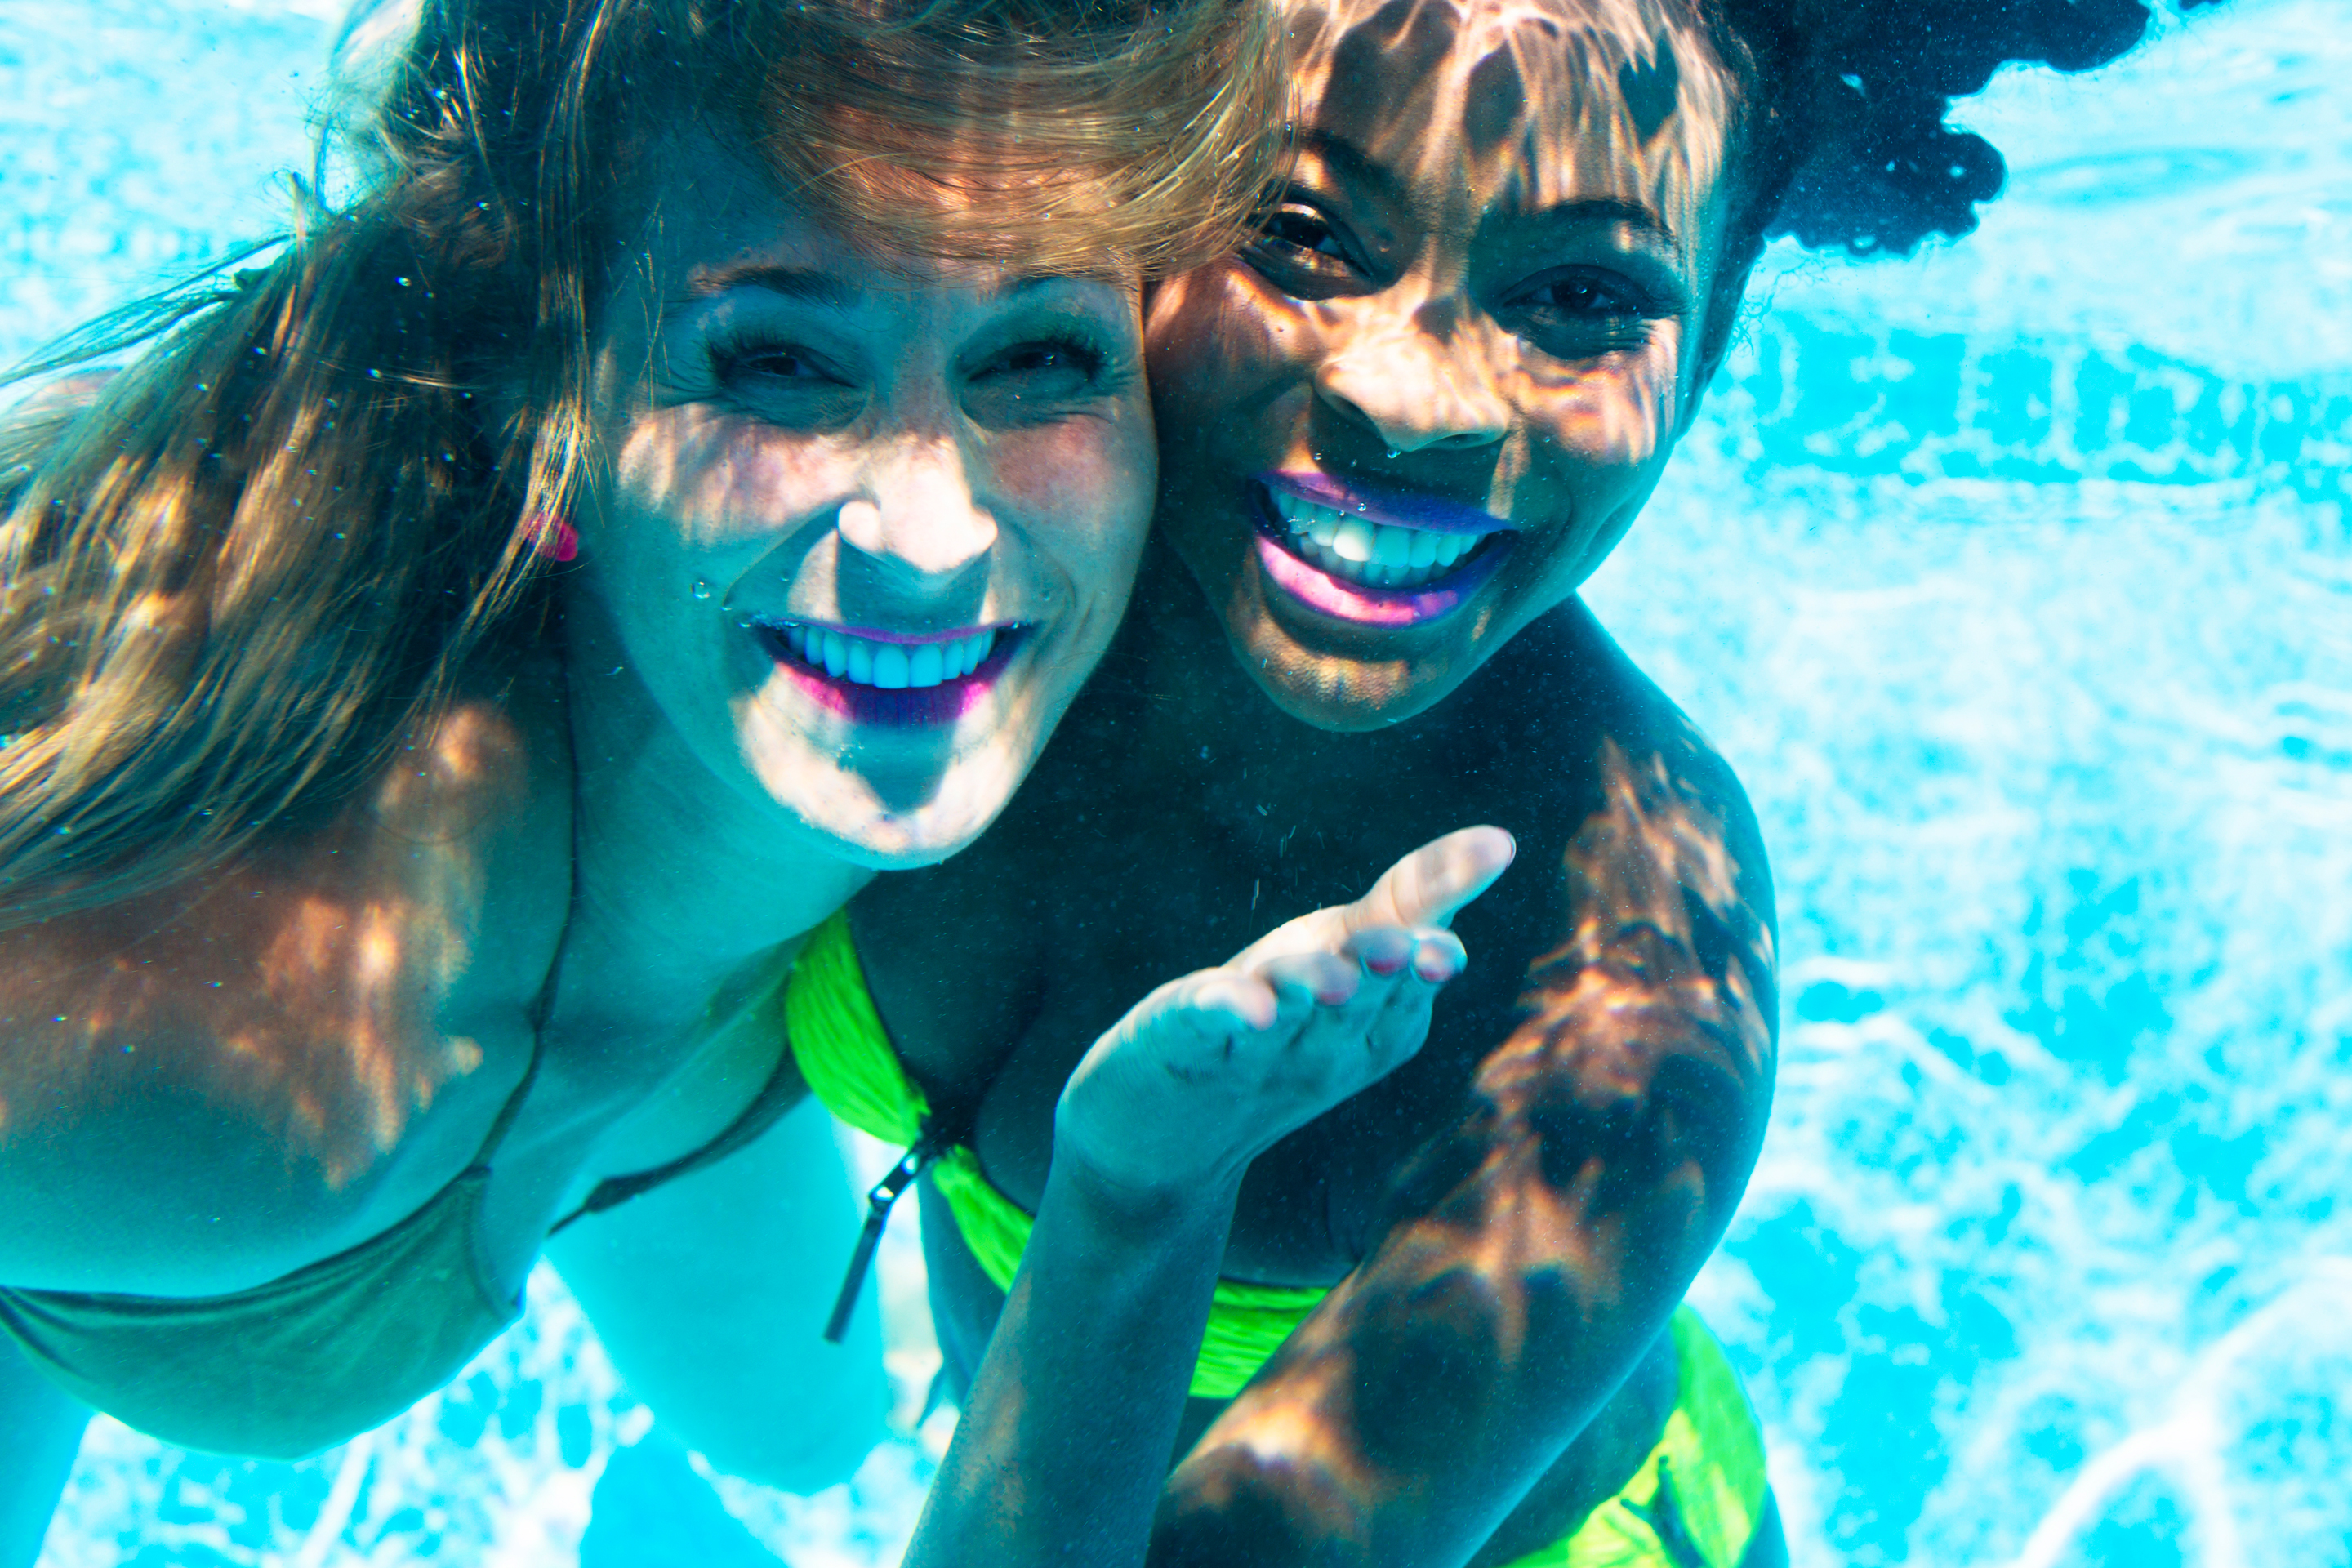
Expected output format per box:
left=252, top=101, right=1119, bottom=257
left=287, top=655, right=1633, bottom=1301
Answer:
left=1493, top=724, right=1776, bottom=1215
left=0, top=884, right=443, bottom=1293
left=0, top=693, right=564, bottom=1296
left=1152, top=719, right=1777, bottom=1567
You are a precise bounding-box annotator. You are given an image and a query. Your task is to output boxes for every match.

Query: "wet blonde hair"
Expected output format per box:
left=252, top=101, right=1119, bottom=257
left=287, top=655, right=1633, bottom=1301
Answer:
left=0, top=0, right=1285, bottom=927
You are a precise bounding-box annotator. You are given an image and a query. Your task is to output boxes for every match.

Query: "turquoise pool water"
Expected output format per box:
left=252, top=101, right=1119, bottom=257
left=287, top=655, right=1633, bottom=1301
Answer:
left=4, top=0, right=2347, bottom=1562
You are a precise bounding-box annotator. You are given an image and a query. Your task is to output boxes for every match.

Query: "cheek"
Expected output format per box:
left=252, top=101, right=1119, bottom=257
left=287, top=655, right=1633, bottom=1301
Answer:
left=991, top=415, right=1157, bottom=579
left=1517, top=325, right=1687, bottom=474
left=610, top=408, right=853, bottom=551
left=1146, top=265, right=1311, bottom=433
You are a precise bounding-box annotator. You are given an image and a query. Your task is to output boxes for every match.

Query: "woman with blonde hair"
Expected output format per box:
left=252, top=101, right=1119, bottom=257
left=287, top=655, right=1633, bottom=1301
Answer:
left=0, top=0, right=1509, bottom=1556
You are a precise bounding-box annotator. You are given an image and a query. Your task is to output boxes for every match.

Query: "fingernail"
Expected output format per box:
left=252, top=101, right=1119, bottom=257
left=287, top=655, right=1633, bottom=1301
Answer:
left=1363, top=953, right=1406, bottom=977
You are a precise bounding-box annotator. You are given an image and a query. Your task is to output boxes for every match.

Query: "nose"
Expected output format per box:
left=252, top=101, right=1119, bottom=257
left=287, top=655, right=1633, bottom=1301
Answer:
left=1315, top=308, right=1512, bottom=455
left=835, top=435, right=999, bottom=589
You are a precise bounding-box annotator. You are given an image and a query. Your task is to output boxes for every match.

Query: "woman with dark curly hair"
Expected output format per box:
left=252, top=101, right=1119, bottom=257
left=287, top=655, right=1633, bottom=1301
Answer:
left=847, top=1, right=2167, bottom=1565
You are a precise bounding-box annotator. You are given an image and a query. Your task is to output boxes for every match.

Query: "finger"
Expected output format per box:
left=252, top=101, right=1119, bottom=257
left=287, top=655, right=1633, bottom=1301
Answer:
left=1258, top=950, right=1359, bottom=1009
left=1174, top=969, right=1280, bottom=1035
left=1284, top=963, right=1428, bottom=1090
left=1349, top=826, right=1517, bottom=933
left=1408, top=927, right=1468, bottom=985
left=1362, top=979, right=1440, bottom=1067
left=1344, top=925, right=1416, bottom=979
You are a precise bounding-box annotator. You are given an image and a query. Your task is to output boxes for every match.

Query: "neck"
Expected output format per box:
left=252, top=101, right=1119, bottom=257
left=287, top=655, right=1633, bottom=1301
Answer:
left=1120, top=538, right=1309, bottom=769
left=557, top=612, right=872, bottom=1022
left=1111, top=539, right=1431, bottom=847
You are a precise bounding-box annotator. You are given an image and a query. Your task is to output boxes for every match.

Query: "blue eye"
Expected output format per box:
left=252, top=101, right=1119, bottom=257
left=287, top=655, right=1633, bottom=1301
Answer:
left=987, top=339, right=1104, bottom=380
left=700, top=333, right=862, bottom=428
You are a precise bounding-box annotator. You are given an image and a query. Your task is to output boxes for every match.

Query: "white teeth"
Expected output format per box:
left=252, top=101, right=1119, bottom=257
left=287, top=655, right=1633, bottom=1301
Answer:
left=1268, top=489, right=1487, bottom=593
left=768, top=623, right=1001, bottom=690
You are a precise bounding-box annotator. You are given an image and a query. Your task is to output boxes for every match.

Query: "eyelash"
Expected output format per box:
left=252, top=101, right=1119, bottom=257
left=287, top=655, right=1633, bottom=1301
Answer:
left=982, top=331, right=1108, bottom=380
left=705, top=331, right=836, bottom=385
left=701, top=330, right=1111, bottom=385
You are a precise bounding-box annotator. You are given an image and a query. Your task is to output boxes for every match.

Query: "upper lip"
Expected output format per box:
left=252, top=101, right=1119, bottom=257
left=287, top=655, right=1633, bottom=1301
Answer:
left=1263, top=470, right=1516, bottom=536
left=744, top=614, right=1017, bottom=644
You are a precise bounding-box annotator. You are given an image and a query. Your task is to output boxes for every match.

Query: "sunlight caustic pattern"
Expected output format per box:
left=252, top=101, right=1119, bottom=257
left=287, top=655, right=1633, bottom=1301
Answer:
left=7, top=0, right=2350, bottom=1564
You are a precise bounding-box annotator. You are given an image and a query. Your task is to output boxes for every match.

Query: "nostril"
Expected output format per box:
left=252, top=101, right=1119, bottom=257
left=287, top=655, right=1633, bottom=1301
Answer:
left=1435, top=429, right=1504, bottom=450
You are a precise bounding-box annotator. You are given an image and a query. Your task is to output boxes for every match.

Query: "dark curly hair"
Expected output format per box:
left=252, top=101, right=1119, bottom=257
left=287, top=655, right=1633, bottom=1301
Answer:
left=1709, top=0, right=2204, bottom=259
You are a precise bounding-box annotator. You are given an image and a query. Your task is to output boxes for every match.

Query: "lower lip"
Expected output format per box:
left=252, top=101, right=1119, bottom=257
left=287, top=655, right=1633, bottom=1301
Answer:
left=1250, top=498, right=1511, bottom=629
left=754, top=626, right=1022, bottom=727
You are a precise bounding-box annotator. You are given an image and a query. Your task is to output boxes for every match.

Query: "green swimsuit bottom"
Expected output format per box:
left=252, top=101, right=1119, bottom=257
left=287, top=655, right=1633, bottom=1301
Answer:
left=786, top=912, right=1772, bottom=1568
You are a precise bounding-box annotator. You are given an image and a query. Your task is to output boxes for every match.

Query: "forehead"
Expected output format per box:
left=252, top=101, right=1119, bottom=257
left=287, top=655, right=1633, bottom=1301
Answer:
left=627, top=131, right=947, bottom=287
left=1277, top=0, right=1735, bottom=211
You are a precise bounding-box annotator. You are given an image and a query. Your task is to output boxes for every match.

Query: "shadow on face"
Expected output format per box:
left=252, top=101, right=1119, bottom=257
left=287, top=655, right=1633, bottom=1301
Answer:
left=570, top=132, right=1160, bottom=869
left=1146, top=0, right=1743, bottom=731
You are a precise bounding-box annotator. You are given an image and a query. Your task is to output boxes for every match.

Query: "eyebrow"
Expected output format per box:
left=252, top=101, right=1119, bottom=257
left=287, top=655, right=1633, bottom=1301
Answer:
left=1291, top=127, right=1415, bottom=208
left=668, top=263, right=1085, bottom=316
left=1290, top=130, right=1677, bottom=246
left=675, top=263, right=858, bottom=310
left=1533, top=198, right=1679, bottom=247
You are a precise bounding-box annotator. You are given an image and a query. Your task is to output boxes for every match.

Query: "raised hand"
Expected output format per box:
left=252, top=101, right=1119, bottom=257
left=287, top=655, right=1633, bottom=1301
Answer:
left=1054, top=826, right=1516, bottom=1196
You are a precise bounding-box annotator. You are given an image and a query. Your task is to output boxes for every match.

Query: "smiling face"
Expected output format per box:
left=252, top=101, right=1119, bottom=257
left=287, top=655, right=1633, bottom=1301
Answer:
left=572, top=134, right=1155, bottom=868
left=1146, top=0, right=1740, bottom=729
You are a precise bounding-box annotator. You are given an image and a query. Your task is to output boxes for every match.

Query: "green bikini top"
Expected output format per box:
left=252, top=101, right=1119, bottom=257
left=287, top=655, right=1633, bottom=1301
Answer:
left=784, top=909, right=1320, bottom=1400
left=782, top=911, right=1771, bottom=1568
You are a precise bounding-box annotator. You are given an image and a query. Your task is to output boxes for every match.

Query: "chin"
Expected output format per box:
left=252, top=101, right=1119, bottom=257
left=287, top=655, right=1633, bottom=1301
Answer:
left=788, top=748, right=1029, bottom=871
left=1232, top=612, right=1477, bottom=733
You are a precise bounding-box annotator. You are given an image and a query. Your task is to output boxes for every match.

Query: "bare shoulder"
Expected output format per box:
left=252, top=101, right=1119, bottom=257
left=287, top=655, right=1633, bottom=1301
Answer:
left=0, top=655, right=573, bottom=1295
left=1284, top=601, right=1778, bottom=1257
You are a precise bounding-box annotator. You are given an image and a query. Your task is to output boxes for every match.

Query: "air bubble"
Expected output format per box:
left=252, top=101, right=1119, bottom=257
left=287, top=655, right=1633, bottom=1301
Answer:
left=691, top=578, right=714, bottom=600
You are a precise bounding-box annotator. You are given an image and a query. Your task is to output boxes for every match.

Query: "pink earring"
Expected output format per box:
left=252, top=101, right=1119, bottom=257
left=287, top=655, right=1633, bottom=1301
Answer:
left=527, top=513, right=578, bottom=563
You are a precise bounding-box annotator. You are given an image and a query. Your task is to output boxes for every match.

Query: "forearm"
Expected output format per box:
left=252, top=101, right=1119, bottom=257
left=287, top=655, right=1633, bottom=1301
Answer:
left=904, top=1159, right=1241, bottom=1568
left=1152, top=1156, right=1717, bottom=1568
left=1151, top=1008, right=1771, bottom=1566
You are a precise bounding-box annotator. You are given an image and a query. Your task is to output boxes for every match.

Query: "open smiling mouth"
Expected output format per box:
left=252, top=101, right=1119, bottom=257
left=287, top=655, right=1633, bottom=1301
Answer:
left=750, top=617, right=1024, bottom=726
left=1251, top=479, right=1512, bottom=629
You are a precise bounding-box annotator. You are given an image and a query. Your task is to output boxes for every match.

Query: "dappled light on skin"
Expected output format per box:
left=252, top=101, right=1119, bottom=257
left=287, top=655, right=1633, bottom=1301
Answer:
left=1285, top=0, right=1732, bottom=228
left=0, top=700, right=523, bottom=1193
left=1160, top=733, right=1774, bottom=1556
left=1516, top=736, right=1775, bottom=1110
left=573, top=143, right=1158, bottom=871
left=1146, top=0, right=1736, bottom=730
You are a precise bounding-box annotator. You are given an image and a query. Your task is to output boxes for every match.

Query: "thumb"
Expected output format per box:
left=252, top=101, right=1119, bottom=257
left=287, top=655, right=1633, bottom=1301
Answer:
left=1352, top=826, right=1516, bottom=932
